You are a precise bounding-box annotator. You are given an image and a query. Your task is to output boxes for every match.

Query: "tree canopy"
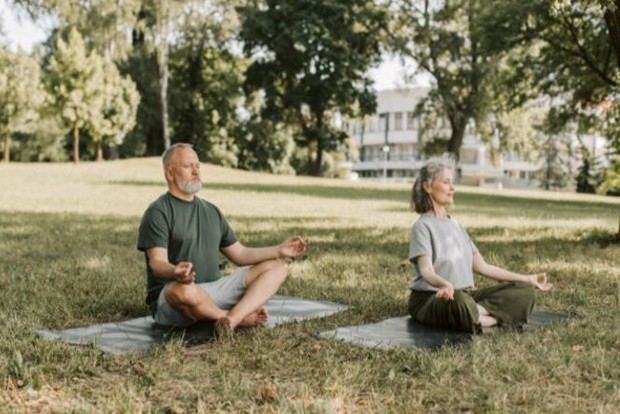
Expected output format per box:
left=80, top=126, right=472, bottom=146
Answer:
left=238, top=0, right=389, bottom=175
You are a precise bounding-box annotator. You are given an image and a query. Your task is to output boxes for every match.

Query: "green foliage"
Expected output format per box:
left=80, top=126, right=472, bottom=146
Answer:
left=0, top=47, right=45, bottom=162
left=119, top=45, right=162, bottom=157
left=168, top=9, right=245, bottom=167
left=21, top=0, right=142, bottom=61
left=46, top=27, right=102, bottom=163
left=481, top=0, right=620, bottom=159
left=87, top=58, right=140, bottom=161
left=12, top=117, right=68, bottom=162
left=239, top=0, right=389, bottom=175
left=598, top=160, right=620, bottom=195
left=394, top=0, right=506, bottom=158
left=233, top=109, right=296, bottom=174
left=576, top=152, right=598, bottom=194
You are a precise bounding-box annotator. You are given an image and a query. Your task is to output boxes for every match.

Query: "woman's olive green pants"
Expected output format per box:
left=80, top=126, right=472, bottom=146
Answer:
left=408, top=282, right=536, bottom=333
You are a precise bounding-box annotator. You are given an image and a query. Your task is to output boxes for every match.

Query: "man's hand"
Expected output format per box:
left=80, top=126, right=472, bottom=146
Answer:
left=278, top=236, right=308, bottom=258
left=174, top=261, right=195, bottom=284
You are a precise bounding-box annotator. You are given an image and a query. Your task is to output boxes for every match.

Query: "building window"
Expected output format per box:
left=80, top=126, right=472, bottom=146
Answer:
left=368, top=117, right=376, bottom=133
left=406, top=112, right=416, bottom=130
left=394, top=112, right=403, bottom=131
left=378, top=113, right=389, bottom=133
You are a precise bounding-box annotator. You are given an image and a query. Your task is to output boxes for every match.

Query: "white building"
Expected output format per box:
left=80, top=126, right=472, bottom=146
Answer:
left=345, top=88, right=541, bottom=187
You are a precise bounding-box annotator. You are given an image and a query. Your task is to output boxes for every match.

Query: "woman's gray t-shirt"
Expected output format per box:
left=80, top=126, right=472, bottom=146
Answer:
left=408, top=213, right=478, bottom=291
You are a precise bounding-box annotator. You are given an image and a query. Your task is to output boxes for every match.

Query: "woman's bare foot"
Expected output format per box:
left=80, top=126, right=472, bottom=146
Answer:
left=477, top=304, right=498, bottom=327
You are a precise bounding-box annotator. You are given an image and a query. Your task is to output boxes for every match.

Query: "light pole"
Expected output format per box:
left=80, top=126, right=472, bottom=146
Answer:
left=382, top=144, right=390, bottom=181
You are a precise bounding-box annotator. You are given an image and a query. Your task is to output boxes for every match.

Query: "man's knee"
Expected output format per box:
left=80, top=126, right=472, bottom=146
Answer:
left=165, top=282, right=203, bottom=307
left=252, top=259, right=287, bottom=285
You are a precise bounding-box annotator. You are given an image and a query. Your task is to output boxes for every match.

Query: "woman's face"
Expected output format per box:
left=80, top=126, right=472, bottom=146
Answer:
left=425, top=168, right=455, bottom=208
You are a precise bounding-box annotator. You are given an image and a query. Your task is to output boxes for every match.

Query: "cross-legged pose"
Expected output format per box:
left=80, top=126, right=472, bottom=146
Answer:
left=138, top=143, right=307, bottom=331
left=407, top=158, right=552, bottom=333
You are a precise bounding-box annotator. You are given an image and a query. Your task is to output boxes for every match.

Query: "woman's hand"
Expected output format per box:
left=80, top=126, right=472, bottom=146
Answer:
left=527, top=273, right=552, bottom=291
left=436, top=281, right=455, bottom=301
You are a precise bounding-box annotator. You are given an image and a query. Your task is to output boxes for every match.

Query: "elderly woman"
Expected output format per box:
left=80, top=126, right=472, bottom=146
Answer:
left=408, top=158, right=552, bottom=333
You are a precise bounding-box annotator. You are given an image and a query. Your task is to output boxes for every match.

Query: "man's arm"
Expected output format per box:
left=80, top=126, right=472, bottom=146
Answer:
left=145, top=247, right=195, bottom=284
left=221, top=236, right=307, bottom=266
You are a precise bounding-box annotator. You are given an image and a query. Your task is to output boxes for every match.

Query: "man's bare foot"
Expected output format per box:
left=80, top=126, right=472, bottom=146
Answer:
left=238, top=307, right=269, bottom=328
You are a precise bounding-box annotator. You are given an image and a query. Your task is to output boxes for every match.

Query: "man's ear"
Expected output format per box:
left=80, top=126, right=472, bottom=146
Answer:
left=164, top=166, right=174, bottom=182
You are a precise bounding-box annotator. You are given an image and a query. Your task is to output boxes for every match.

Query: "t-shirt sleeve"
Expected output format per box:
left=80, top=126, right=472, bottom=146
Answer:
left=409, top=222, right=432, bottom=263
left=217, top=208, right=237, bottom=248
left=456, top=220, right=478, bottom=255
left=137, top=206, right=170, bottom=251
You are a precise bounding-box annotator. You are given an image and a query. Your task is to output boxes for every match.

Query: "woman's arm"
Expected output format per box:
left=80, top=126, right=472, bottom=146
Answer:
left=472, top=252, right=552, bottom=291
left=417, top=255, right=455, bottom=300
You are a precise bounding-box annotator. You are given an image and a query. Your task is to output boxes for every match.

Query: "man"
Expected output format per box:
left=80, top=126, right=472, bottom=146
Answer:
left=138, top=143, right=307, bottom=331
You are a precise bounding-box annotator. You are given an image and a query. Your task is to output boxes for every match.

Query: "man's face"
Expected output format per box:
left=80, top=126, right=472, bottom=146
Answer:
left=168, top=148, right=202, bottom=195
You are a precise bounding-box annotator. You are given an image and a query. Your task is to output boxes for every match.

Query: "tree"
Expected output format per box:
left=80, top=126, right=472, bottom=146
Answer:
left=0, top=47, right=46, bottom=162
left=393, top=0, right=508, bottom=160
left=87, top=58, right=140, bottom=161
left=233, top=92, right=295, bottom=173
left=480, top=0, right=620, bottom=193
left=238, top=0, right=389, bottom=175
left=168, top=1, right=247, bottom=166
left=576, top=151, right=597, bottom=193
left=46, top=27, right=102, bottom=164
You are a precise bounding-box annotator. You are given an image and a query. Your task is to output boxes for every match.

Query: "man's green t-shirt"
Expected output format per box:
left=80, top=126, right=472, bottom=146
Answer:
left=137, top=192, right=237, bottom=314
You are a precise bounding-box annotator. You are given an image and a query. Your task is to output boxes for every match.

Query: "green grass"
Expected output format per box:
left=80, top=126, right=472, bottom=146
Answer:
left=0, top=159, right=619, bottom=413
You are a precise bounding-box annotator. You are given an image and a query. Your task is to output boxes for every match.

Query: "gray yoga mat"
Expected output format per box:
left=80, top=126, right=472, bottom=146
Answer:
left=35, top=295, right=349, bottom=355
left=318, top=310, right=572, bottom=350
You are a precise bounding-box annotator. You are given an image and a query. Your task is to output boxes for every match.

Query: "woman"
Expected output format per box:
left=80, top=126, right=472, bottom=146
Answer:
left=408, top=158, right=552, bottom=333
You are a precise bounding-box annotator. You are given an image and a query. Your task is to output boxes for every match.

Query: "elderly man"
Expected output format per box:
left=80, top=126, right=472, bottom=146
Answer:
left=138, top=143, right=307, bottom=331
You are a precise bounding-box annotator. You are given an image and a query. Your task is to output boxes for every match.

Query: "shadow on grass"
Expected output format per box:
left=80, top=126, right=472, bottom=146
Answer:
left=1, top=211, right=617, bottom=330
left=114, top=180, right=619, bottom=220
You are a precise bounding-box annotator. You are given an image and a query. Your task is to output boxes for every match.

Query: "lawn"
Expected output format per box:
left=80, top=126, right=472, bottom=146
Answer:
left=0, top=159, right=618, bottom=413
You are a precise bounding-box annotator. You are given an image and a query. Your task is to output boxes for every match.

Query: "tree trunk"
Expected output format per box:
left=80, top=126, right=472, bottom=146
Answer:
left=314, top=137, right=324, bottom=176
left=73, top=121, right=80, bottom=165
left=604, top=2, right=620, bottom=70
left=3, top=132, right=9, bottom=163
left=156, top=1, right=171, bottom=150
left=96, top=142, right=103, bottom=161
left=313, top=116, right=325, bottom=176
left=159, top=58, right=170, bottom=150
left=447, top=117, right=466, bottom=160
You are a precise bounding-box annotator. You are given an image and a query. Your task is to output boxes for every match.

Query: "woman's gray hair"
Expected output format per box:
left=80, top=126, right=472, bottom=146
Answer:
left=410, top=157, right=456, bottom=213
left=162, top=143, right=194, bottom=166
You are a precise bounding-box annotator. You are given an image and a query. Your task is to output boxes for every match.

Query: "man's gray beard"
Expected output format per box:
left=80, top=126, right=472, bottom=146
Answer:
left=177, top=179, right=202, bottom=194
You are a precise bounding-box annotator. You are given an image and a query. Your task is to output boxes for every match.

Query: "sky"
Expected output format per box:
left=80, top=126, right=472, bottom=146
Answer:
left=0, top=0, right=418, bottom=91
